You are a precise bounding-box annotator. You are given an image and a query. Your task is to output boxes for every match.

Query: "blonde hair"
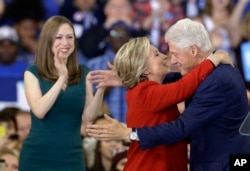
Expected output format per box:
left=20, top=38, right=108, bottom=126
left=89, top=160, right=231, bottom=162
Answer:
left=114, top=37, right=150, bottom=89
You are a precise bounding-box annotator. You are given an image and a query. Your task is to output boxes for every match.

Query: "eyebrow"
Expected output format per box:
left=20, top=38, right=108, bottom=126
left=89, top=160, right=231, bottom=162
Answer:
left=56, top=34, right=74, bottom=36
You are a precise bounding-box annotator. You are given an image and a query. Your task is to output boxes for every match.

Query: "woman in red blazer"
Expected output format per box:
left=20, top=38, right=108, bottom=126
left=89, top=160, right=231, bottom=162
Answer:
left=87, top=34, right=232, bottom=171
left=87, top=18, right=248, bottom=171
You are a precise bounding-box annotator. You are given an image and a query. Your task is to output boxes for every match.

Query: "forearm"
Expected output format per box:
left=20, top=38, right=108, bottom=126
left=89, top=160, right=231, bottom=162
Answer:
left=229, top=0, right=248, bottom=47
left=137, top=79, right=225, bottom=150
left=31, top=76, right=66, bottom=119
left=230, top=0, right=248, bottom=27
left=83, top=87, right=106, bottom=123
left=0, top=0, right=4, bottom=16
left=137, top=120, right=187, bottom=150
left=142, top=14, right=154, bottom=30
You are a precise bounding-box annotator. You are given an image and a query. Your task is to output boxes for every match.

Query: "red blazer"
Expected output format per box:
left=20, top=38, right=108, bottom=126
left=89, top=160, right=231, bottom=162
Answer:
left=137, top=64, right=250, bottom=171
left=124, top=60, right=214, bottom=171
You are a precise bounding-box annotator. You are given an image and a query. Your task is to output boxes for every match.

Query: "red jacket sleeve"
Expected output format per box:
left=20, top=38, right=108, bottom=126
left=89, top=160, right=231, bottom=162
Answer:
left=137, top=59, right=215, bottom=112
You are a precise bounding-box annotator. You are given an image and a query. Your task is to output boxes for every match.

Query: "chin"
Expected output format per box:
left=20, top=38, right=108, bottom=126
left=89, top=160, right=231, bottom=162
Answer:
left=164, top=70, right=170, bottom=75
left=60, top=54, right=70, bottom=59
left=181, top=71, right=188, bottom=76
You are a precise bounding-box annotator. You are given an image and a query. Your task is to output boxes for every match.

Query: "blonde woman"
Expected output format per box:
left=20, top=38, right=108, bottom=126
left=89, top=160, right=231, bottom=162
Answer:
left=87, top=35, right=232, bottom=171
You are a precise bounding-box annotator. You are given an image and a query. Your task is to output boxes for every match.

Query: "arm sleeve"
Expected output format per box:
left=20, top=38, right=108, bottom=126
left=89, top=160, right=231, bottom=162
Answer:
left=137, top=73, right=225, bottom=150
left=141, top=59, right=215, bottom=112
left=162, top=72, right=182, bottom=84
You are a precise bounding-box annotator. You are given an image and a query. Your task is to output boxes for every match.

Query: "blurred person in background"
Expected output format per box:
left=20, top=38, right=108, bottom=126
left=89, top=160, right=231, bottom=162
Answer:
left=89, top=116, right=124, bottom=171
left=0, top=110, right=19, bottom=151
left=69, top=0, right=103, bottom=38
left=234, top=11, right=250, bottom=106
left=1, top=107, right=19, bottom=120
left=3, top=0, right=45, bottom=64
left=130, top=0, right=151, bottom=30
left=0, top=25, right=28, bottom=74
left=142, top=0, right=185, bottom=54
left=0, top=0, right=4, bottom=17
left=65, top=0, right=105, bottom=64
left=0, top=148, right=19, bottom=171
left=42, top=0, right=60, bottom=21
left=193, top=0, right=249, bottom=64
left=79, top=0, right=146, bottom=59
left=87, top=21, right=132, bottom=122
left=0, top=25, right=29, bottom=102
left=81, top=101, right=110, bottom=169
left=14, top=110, right=31, bottom=150
left=110, top=148, right=128, bottom=171
left=181, top=0, right=204, bottom=19
left=234, top=0, right=250, bottom=17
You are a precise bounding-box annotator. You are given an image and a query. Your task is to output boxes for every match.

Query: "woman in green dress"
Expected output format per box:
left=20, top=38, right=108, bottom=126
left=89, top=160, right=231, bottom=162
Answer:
left=18, top=16, right=105, bottom=171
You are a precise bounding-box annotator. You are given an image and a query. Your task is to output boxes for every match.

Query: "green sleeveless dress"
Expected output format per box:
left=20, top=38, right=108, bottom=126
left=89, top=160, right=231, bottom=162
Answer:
left=19, top=64, right=89, bottom=171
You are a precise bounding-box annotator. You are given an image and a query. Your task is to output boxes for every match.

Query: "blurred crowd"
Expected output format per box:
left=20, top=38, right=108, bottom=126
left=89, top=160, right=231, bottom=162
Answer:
left=0, top=106, right=129, bottom=171
left=0, top=0, right=250, bottom=170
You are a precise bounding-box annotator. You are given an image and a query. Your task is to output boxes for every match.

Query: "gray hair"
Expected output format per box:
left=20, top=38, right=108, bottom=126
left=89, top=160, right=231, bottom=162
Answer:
left=165, top=18, right=213, bottom=52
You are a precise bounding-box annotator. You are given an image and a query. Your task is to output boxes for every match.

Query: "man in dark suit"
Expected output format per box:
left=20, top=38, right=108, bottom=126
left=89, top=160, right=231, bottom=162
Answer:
left=86, top=18, right=250, bottom=171
left=136, top=18, right=250, bottom=171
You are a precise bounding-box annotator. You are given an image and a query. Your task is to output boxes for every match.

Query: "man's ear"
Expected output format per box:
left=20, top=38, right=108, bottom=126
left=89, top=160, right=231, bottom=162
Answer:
left=190, top=45, right=198, bottom=57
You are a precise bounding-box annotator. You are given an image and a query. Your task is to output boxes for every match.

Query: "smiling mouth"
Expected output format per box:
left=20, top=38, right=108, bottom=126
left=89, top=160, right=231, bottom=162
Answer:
left=59, top=48, right=70, bottom=53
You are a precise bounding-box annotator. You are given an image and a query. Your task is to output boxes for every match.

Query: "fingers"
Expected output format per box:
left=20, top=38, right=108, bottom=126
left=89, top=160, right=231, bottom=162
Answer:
left=86, top=128, right=101, bottom=135
left=87, top=132, right=102, bottom=139
left=86, top=127, right=102, bottom=137
left=54, top=48, right=64, bottom=67
left=107, top=61, right=114, bottom=70
left=87, top=132, right=112, bottom=141
left=89, top=70, right=106, bottom=76
left=54, top=49, right=59, bottom=64
left=89, top=75, right=105, bottom=81
left=86, top=125, right=114, bottom=140
left=88, top=71, right=106, bottom=83
left=86, top=124, right=107, bottom=129
left=104, top=114, right=115, bottom=123
left=55, top=48, right=61, bottom=60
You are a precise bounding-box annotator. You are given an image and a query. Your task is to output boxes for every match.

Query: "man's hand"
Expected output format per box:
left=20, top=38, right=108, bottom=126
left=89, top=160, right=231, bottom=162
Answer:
left=86, top=114, right=131, bottom=141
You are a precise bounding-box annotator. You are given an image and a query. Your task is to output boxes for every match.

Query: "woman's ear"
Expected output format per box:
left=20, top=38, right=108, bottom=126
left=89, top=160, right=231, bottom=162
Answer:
left=142, top=70, right=150, bottom=76
left=140, top=70, right=150, bottom=81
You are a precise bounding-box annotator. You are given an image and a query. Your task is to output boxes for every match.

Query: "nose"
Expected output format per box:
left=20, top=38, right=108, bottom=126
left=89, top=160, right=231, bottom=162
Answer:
left=61, top=37, right=69, bottom=45
left=170, top=55, right=177, bottom=65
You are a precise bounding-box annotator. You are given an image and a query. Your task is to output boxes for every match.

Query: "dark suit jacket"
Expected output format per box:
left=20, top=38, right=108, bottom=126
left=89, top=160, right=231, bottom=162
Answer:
left=137, top=65, right=250, bottom=171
